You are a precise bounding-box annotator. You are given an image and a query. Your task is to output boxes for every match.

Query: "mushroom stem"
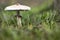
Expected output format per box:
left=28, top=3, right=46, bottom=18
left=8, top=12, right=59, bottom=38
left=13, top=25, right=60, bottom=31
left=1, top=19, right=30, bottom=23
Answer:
left=17, top=10, right=20, bottom=16
left=16, top=11, right=22, bottom=28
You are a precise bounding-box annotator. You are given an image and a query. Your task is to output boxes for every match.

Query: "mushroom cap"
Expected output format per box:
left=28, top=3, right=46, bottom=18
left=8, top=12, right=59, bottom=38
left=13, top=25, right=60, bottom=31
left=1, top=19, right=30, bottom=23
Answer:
left=5, top=4, right=31, bottom=11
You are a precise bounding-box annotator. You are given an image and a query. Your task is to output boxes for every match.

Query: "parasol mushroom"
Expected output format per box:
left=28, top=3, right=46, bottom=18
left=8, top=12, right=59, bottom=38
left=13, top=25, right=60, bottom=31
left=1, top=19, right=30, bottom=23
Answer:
left=4, top=3, right=31, bottom=28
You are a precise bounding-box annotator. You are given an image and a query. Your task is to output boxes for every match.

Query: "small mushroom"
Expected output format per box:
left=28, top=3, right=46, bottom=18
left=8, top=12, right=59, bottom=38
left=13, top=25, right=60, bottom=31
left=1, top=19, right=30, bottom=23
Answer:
left=5, top=3, right=31, bottom=28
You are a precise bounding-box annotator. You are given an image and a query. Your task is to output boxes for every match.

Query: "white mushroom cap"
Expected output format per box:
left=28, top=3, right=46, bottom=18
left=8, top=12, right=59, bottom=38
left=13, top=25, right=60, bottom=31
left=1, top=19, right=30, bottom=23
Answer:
left=5, top=4, right=31, bottom=11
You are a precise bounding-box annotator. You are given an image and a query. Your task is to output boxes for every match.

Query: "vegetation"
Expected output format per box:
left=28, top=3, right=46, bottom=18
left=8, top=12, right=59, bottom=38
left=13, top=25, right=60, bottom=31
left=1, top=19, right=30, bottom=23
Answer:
left=0, top=0, right=60, bottom=40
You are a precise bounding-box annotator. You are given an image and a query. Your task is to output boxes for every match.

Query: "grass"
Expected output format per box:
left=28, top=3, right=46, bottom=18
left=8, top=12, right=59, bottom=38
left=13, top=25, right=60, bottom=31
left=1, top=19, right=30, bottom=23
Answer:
left=0, top=0, right=60, bottom=40
left=0, top=9, right=59, bottom=40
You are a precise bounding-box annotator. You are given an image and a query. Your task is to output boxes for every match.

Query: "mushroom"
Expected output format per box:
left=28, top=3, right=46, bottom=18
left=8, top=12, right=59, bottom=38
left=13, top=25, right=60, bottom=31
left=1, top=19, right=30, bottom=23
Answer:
left=4, top=3, right=31, bottom=28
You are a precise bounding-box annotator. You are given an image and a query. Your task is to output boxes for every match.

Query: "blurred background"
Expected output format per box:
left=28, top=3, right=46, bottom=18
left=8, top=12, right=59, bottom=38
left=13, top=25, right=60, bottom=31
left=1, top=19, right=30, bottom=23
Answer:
left=0, top=0, right=60, bottom=40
